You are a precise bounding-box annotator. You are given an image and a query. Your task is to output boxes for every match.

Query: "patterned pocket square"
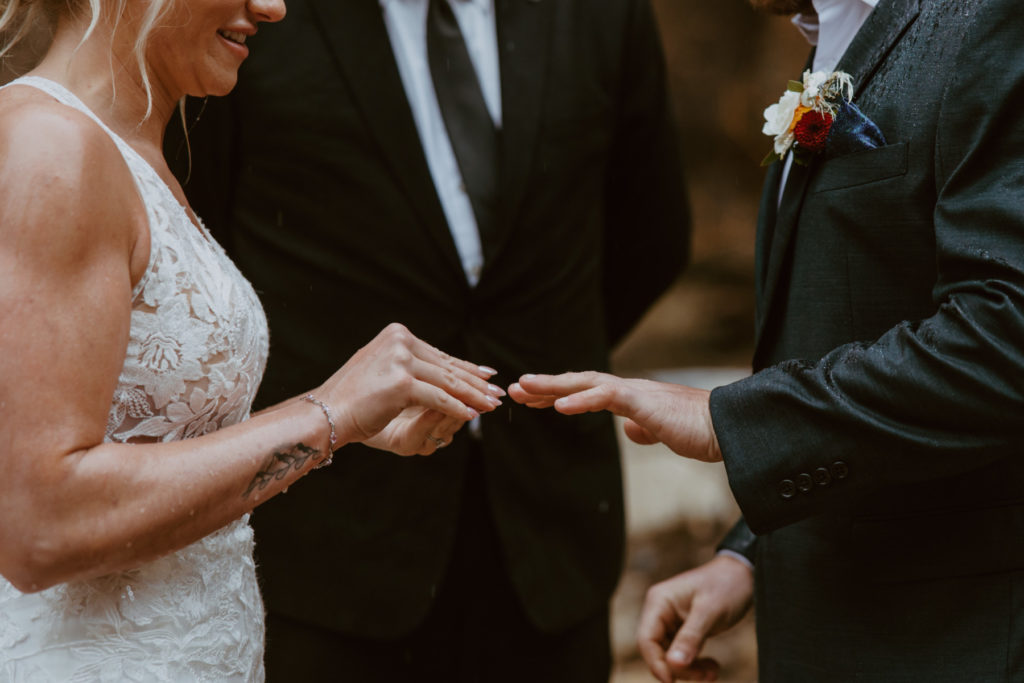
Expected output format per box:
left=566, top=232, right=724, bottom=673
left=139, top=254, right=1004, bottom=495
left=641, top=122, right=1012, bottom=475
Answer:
left=824, top=100, right=887, bottom=159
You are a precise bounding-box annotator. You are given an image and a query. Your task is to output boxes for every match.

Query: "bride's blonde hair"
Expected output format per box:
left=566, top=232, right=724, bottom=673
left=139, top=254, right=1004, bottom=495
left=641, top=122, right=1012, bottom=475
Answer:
left=0, top=0, right=176, bottom=116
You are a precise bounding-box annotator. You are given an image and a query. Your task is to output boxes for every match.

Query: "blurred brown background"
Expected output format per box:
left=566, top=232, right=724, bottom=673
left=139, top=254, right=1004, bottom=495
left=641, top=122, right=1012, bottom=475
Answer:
left=608, top=2, right=808, bottom=681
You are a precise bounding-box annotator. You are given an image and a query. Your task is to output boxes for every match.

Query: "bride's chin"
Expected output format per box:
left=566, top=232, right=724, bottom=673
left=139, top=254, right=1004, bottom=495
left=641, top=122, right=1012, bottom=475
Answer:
left=195, top=74, right=239, bottom=99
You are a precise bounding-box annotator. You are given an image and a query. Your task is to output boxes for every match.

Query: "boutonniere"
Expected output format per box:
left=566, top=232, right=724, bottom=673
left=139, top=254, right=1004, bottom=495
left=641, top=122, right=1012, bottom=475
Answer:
left=761, top=69, right=885, bottom=166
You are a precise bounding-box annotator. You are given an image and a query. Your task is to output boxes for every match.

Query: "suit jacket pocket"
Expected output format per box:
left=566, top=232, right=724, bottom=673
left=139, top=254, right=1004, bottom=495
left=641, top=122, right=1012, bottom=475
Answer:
left=852, top=500, right=1024, bottom=583
left=813, top=141, right=908, bottom=192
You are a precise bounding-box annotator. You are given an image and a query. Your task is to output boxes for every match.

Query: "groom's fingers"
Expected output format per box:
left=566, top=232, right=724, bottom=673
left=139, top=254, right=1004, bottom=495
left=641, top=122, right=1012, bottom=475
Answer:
left=553, top=381, right=645, bottom=420
left=624, top=418, right=660, bottom=445
left=637, top=608, right=677, bottom=683
left=517, top=371, right=616, bottom=396
left=666, top=606, right=715, bottom=678
left=507, top=382, right=557, bottom=407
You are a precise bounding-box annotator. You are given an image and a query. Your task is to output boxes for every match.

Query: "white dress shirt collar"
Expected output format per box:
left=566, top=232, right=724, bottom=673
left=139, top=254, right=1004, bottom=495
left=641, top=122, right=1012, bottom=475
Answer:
left=793, top=0, right=879, bottom=73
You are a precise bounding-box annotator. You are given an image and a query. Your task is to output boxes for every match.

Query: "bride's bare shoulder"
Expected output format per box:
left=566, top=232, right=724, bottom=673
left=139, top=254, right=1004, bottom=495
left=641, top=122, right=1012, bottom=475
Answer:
left=0, top=84, right=138, bottom=222
left=0, top=85, right=140, bottom=244
left=0, top=85, right=124, bottom=180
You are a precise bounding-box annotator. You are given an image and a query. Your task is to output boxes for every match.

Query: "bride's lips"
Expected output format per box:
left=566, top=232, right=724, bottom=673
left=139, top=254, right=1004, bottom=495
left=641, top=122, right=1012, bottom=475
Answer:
left=217, top=29, right=251, bottom=58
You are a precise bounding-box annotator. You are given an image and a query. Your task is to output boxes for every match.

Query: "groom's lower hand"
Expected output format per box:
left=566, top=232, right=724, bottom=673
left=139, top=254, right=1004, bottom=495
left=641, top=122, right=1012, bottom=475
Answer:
left=638, top=555, right=754, bottom=682
left=509, top=372, right=722, bottom=463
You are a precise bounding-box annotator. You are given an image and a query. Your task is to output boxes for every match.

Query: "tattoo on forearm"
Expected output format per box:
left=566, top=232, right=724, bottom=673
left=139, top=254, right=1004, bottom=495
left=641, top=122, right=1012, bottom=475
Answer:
left=242, top=443, right=322, bottom=499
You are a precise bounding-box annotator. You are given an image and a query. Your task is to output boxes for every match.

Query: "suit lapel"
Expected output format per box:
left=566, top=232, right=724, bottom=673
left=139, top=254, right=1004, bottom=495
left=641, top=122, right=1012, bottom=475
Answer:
left=754, top=159, right=782, bottom=320
left=483, top=0, right=555, bottom=274
left=754, top=0, right=922, bottom=351
left=305, top=0, right=466, bottom=278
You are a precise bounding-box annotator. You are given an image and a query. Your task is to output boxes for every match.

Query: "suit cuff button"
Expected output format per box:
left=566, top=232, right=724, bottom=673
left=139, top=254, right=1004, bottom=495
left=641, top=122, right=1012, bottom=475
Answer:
left=778, top=479, right=797, bottom=499
left=813, top=467, right=832, bottom=486
left=830, top=461, right=850, bottom=480
left=796, top=473, right=813, bottom=493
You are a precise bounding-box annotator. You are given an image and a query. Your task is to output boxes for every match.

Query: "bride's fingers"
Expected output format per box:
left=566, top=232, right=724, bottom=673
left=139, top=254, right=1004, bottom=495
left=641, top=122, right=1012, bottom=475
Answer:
left=443, top=361, right=505, bottom=398
left=428, top=415, right=465, bottom=448
left=402, top=342, right=502, bottom=401
left=405, top=411, right=449, bottom=456
left=412, top=414, right=467, bottom=455
left=406, top=335, right=497, bottom=381
left=409, top=357, right=502, bottom=413
left=406, top=380, right=484, bottom=422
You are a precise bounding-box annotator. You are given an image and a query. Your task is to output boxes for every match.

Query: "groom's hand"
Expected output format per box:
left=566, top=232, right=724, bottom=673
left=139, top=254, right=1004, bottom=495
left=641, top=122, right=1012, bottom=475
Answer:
left=637, top=555, right=754, bottom=683
left=509, top=372, right=722, bottom=462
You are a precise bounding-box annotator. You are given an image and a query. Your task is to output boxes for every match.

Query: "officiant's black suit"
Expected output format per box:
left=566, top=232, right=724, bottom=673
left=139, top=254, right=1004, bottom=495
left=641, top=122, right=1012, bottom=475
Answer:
left=173, top=0, right=687, bottom=676
left=712, top=0, right=1024, bottom=679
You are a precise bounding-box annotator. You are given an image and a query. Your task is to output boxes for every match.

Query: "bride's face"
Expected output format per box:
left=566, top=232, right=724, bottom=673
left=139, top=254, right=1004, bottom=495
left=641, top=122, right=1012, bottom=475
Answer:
left=145, top=0, right=286, bottom=99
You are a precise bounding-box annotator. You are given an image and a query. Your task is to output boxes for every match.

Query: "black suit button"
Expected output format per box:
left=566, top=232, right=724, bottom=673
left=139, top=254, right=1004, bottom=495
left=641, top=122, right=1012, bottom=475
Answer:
left=778, top=479, right=797, bottom=499
left=796, top=473, right=813, bottom=493
left=813, top=467, right=832, bottom=487
left=831, top=461, right=850, bottom=480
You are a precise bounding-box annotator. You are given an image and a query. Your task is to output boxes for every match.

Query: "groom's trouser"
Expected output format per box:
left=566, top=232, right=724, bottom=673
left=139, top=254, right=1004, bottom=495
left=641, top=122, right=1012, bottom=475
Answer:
left=263, top=444, right=612, bottom=683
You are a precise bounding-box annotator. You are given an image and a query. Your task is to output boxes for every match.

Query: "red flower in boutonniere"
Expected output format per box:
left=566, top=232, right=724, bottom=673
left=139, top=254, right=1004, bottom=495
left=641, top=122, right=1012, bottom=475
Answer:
left=793, top=110, right=834, bottom=154
left=761, top=69, right=854, bottom=166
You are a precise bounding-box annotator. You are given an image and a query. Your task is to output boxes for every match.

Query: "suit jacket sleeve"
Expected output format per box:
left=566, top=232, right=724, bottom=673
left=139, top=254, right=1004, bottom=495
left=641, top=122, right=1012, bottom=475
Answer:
left=717, top=517, right=758, bottom=565
left=601, top=0, right=690, bottom=346
left=709, top=0, right=1024, bottom=535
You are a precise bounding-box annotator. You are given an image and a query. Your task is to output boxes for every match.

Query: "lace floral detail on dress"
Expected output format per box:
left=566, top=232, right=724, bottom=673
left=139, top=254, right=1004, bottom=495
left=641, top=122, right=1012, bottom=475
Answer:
left=0, top=76, right=271, bottom=682
left=104, top=186, right=268, bottom=444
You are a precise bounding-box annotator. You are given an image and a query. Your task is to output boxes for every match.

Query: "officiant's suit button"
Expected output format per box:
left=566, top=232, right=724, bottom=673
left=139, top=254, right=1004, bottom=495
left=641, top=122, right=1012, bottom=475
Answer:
left=831, top=461, right=850, bottom=480
left=796, top=473, right=814, bottom=493
left=778, top=479, right=797, bottom=499
left=813, top=467, right=832, bottom=486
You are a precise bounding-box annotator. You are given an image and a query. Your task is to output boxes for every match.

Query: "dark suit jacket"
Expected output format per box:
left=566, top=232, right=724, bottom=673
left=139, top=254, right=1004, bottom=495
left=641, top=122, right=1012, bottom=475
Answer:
left=172, top=0, right=688, bottom=638
left=712, top=0, right=1024, bottom=679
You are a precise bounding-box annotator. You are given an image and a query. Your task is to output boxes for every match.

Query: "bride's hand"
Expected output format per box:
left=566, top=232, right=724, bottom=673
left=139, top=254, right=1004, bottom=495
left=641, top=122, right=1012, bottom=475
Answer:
left=363, top=408, right=468, bottom=456
left=314, top=323, right=501, bottom=450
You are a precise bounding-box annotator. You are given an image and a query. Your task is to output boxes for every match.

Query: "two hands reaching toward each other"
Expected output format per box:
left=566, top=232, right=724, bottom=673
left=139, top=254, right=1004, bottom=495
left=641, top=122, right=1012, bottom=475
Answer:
left=509, top=371, right=722, bottom=463
left=343, top=360, right=722, bottom=461
left=307, top=323, right=504, bottom=456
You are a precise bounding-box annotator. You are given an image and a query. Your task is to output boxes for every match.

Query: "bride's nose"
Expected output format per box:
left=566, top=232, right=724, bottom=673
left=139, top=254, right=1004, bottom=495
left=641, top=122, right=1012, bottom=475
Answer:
left=248, top=0, right=286, bottom=23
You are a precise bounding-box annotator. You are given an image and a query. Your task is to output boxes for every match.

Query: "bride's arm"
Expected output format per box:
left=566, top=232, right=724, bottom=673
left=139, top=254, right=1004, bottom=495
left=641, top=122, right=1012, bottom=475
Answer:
left=0, top=103, right=498, bottom=593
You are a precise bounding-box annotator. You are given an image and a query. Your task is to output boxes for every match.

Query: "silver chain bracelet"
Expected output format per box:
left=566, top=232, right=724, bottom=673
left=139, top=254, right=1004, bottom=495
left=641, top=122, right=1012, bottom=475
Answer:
left=302, top=394, right=337, bottom=468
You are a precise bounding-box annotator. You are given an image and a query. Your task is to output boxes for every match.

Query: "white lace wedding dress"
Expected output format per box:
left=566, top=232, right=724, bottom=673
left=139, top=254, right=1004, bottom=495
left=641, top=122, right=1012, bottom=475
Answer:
left=0, top=77, right=271, bottom=681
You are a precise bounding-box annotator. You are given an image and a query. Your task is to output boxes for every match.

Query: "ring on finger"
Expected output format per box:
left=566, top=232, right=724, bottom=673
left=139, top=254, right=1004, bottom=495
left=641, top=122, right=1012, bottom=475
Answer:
left=426, top=435, right=448, bottom=448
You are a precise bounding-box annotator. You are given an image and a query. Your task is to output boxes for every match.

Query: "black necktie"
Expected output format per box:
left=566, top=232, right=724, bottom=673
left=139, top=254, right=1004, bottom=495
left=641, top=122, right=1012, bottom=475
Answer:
left=426, top=0, right=499, bottom=258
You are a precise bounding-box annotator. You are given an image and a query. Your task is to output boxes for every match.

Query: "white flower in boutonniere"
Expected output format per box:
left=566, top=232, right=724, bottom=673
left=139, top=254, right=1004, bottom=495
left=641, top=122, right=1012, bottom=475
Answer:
left=761, top=69, right=854, bottom=166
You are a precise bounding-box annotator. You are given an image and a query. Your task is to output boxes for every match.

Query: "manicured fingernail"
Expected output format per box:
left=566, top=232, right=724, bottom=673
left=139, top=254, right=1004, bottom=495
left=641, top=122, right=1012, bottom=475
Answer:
left=467, top=408, right=480, bottom=420
left=486, top=396, right=502, bottom=407
left=488, top=384, right=506, bottom=397
left=667, top=649, right=689, bottom=665
left=523, top=373, right=536, bottom=379
left=479, top=365, right=497, bottom=376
